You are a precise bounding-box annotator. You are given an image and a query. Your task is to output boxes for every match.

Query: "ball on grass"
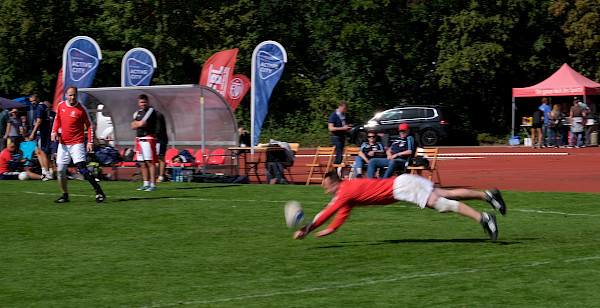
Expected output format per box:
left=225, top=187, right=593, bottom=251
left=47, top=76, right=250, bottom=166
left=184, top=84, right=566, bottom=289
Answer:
left=18, top=172, right=29, bottom=181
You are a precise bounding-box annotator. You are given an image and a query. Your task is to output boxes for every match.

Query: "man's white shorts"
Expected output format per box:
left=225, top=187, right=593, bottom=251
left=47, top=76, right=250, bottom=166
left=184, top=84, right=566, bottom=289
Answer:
left=137, top=139, right=156, bottom=161
left=393, top=174, right=434, bottom=209
left=57, top=143, right=87, bottom=165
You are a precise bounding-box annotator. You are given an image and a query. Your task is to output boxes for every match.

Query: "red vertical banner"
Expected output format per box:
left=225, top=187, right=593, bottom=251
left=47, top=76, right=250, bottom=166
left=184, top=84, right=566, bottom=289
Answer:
left=52, top=66, right=64, bottom=112
left=227, top=74, right=251, bottom=111
left=199, top=49, right=239, bottom=100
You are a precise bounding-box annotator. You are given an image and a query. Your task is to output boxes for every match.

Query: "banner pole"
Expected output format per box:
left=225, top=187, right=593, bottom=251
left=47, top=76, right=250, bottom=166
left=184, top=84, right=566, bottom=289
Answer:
left=201, top=87, right=206, bottom=174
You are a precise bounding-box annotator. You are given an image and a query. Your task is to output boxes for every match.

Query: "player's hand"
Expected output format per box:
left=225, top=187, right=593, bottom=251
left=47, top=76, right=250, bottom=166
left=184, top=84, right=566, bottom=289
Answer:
left=29, top=133, right=35, bottom=140
left=315, top=229, right=335, bottom=237
left=51, top=133, right=57, bottom=142
left=86, top=143, right=93, bottom=152
left=293, top=230, right=307, bottom=239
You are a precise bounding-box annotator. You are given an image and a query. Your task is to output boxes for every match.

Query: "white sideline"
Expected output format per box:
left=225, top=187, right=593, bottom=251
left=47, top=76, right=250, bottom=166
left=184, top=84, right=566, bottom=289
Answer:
left=23, top=191, right=597, bottom=216
left=140, top=256, right=600, bottom=307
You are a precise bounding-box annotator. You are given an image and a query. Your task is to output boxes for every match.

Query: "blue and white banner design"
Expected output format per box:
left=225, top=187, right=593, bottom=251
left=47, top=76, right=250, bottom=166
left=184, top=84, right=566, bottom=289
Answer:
left=62, top=36, right=102, bottom=100
left=121, top=48, right=157, bottom=87
left=251, top=41, right=287, bottom=146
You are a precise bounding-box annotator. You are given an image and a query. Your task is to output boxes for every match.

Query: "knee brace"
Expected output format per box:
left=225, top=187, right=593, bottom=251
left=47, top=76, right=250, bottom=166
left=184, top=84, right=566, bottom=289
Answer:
left=76, top=161, right=89, bottom=176
left=56, top=164, right=68, bottom=180
left=433, top=197, right=460, bottom=213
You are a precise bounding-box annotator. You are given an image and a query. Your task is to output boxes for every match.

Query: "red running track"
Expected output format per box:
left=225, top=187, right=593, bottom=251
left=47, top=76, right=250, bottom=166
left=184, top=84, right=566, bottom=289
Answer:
left=288, top=146, right=600, bottom=193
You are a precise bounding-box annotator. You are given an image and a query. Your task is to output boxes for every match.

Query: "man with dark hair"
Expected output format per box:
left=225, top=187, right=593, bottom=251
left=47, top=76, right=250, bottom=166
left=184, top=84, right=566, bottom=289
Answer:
left=131, top=94, right=158, bottom=190
left=328, top=101, right=350, bottom=164
left=51, top=86, right=105, bottom=203
left=294, top=171, right=506, bottom=242
left=28, top=93, right=52, bottom=180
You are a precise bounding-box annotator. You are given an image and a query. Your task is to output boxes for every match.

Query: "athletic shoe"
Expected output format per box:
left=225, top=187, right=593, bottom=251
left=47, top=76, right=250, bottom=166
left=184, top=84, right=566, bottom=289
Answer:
left=485, top=188, right=506, bottom=215
left=145, top=186, right=157, bottom=191
left=95, top=193, right=106, bottom=203
left=480, top=212, right=498, bottom=242
left=41, top=174, right=50, bottom=181
left=355, top=173, right=363, bottom=178
left=137, top=185, right=149, bottom=191
left=54, top=196, right=70, bottom=203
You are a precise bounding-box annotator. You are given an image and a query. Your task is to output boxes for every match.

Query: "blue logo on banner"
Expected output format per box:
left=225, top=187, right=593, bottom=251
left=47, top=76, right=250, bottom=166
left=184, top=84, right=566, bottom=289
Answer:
left=252, top=41, right=287, bottom=146
left=62, top=36, right=102, bottom=100
left=122, top=48, right=157, bottom=87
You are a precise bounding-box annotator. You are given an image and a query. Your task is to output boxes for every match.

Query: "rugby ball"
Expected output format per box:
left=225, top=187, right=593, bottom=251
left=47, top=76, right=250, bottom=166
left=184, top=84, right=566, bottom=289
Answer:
left=284, top=201, right=305, bottom=229
left=18, top=172, right=29, bottom=181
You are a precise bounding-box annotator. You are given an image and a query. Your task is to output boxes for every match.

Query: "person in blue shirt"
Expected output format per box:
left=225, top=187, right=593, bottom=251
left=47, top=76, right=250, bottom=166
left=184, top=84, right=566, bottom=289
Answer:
left=353, top=131, right=384, bottom=178
left=366, top=123, right=415, bottom=179
left=538, top=97, right=552, bottom=148
left=328, top=101, right=350, bottom=164
left=28, top=94, right=52, bottom=180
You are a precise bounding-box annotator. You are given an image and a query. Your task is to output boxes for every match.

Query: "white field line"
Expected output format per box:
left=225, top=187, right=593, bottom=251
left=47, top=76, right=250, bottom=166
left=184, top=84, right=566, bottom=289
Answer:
left=438, top=152, right=568, bottom=156
left=139, top=255, right=600, bottom=307
left=23, top=191, right=598, bottom=216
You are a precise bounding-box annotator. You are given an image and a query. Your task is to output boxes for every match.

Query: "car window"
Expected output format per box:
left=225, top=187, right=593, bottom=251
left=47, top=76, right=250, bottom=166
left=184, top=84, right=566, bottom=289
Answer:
left=424, top=108, right=435, bottom=118
left=380, top=109, right=400, bottom=121
left=399, top=108, right=422, bottom=120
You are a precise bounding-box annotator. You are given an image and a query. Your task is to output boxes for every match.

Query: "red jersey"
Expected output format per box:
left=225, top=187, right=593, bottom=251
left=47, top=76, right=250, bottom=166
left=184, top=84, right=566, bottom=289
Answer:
left=51, top=101, right=93, bottom=145
left=303, top=177, right=397, bottom=233
left=0, top=148, right=13, bottom=174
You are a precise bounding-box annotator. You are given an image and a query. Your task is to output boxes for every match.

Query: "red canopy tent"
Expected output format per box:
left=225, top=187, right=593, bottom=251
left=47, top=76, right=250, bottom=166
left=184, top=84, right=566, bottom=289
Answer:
left=511, top=63, right=600, bottom=136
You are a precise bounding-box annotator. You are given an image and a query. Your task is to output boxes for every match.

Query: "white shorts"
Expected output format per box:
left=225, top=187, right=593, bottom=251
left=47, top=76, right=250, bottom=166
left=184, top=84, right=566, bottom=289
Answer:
left=137, top=140, right=155, bottom=161
left=393, top=174, right=435, bottom=209
left=57, top=143, right=87, bottom=165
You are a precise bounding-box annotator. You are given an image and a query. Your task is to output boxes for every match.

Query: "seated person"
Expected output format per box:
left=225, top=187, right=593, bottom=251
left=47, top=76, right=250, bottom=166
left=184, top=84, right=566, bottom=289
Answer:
left=0, top=142, right=41, bottom=180
left=366, top=123, right=415, bottom=179
left=353, top=131, right=384, bottom=178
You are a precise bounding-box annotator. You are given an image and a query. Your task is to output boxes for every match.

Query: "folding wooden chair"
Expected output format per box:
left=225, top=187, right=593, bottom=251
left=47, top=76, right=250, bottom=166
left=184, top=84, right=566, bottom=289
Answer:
left=305, top=146, right=336, bottom=185
left=332, top=146, right=361, bottom=179
left=406, top=147, right=441, bottom=186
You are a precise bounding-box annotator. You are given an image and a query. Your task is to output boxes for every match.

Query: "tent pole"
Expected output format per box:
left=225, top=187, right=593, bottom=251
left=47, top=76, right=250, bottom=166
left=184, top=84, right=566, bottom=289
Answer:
left=201, top=87, right=206, bottom=174
left=512, top=97, right=515, bottom=137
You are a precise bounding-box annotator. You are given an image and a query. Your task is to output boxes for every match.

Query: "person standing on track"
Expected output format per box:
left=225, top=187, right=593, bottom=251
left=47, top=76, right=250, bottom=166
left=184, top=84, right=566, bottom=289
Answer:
left=294, top=171, right=506, bottom=242
left=51, top=86, right=105, bottom=203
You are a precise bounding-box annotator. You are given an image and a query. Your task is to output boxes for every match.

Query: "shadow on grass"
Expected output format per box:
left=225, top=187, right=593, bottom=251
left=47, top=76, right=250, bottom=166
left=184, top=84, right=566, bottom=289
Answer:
left=315, top=238, right=520, bottom=249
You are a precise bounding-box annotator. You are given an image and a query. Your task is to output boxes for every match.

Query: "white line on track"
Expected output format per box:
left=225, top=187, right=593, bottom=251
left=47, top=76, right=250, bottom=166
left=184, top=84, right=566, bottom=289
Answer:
left=439, top=152, right=568, bottom=156
left=139, top=255, right=600, bottom=307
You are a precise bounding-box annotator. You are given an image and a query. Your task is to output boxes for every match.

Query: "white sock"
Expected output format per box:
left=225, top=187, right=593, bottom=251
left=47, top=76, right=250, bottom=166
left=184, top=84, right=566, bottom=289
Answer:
left=42, top=168, right=47, bottom=174
left=143, top=180, right=150, bottom=187
left=150, top=183, right=156, bottom=188
left=158, top=176, right=164, bottom=181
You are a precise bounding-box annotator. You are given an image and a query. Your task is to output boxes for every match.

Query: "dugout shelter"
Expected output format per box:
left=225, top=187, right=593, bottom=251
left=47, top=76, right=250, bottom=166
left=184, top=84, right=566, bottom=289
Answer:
left=80, top=85, right=238, bottom=170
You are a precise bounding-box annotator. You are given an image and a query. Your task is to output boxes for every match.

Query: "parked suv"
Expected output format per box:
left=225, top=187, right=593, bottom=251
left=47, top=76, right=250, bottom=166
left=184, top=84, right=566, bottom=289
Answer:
left=348, top=105, right=450, bottom=146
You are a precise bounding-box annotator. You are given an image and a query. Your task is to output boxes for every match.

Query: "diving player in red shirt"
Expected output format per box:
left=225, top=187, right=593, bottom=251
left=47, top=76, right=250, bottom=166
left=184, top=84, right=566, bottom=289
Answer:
left=51, top=86, right=105, bottom=203
left=294, top=171, right=506, bottom=242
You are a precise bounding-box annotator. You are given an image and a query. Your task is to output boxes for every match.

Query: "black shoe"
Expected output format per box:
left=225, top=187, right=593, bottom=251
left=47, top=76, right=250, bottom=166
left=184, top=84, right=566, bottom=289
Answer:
left=95, top=193, right=106, bottom=203
left=355, top=173, right=363, bottom=178
left=54, top=196, right=70, bottom=203
left=485, top=188, right=506, bottom=215
left=480, top=212, right=498, bottom=243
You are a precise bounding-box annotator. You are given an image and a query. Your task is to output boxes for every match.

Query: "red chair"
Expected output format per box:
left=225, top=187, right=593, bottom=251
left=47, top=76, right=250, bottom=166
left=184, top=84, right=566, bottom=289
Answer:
left=207, top=148, right=226, bottom=165
left=195, top=149, right=210, bottom=166
left=165, top=148, right=180, bottom=167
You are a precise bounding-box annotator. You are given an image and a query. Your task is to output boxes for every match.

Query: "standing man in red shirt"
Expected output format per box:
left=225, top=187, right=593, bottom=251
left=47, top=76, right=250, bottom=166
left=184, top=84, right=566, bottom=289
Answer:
left=51, top=86, right=105, bottom=203
left=294, top=171, right=506, bottom=242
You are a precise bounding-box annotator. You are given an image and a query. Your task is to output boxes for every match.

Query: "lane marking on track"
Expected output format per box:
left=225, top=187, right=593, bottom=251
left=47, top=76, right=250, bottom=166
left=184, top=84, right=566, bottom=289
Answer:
left=439, top=152, right=568, bottom=156
left=138, top=255, right=600, bottom=307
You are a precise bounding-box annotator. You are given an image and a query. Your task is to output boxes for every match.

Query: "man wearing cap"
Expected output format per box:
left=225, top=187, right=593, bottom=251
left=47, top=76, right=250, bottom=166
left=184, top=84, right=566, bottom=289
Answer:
left=366, top=123, right=415, bottom=179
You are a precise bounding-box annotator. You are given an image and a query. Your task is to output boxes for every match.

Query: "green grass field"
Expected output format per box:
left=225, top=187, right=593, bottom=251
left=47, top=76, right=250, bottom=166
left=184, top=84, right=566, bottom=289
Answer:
left=1, top=180, right=599, bottom=307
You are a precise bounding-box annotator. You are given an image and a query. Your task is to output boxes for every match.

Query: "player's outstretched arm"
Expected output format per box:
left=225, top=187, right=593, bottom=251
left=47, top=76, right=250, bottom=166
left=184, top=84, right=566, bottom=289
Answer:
left=294, top=229, right=307, bottom=239
left=315, top=228, right=335, bottom=237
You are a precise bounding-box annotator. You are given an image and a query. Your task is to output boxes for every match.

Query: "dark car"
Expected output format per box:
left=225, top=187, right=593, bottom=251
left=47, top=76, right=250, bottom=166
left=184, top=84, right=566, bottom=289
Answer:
left=348, top=105, right=451, bottom=146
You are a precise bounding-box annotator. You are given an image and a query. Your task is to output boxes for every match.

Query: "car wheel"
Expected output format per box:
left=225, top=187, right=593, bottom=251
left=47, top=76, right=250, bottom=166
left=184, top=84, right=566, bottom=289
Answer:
left=420, top=129, right=439, bottom=146
left=355, top=132, right=367, bottom=145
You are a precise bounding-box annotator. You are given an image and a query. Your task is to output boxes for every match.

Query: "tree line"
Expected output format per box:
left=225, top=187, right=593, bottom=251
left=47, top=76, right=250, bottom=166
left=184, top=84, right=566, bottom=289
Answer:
left=0, top=0, right=597, bottom=145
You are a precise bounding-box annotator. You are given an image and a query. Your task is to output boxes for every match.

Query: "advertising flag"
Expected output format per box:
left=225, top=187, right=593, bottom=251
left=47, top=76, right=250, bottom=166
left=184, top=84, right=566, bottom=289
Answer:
left=199, top=49, right=239, bottom=99
left=52, top=67, right=64, bottom=111
left=251, top=41, right=287, bottom=146
left=121, top=48, right=157, bottom=87
left=59, top=36, right=102, bottom=104
left=227, top=74, right=250, bottom=111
